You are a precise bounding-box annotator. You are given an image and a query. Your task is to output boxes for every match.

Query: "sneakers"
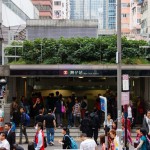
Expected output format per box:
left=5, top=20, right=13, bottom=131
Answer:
left=49, top=141, right=54, bottom=146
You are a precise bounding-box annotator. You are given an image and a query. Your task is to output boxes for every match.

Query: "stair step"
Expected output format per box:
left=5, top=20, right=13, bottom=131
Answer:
left=15, top=128, right=137, bottom=138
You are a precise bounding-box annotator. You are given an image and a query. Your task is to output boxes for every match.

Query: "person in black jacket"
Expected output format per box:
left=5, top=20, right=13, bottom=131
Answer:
left=59, top=127, right=71, bottom=149
left=4, top=122, right=15, bottom=150
left=80, top=111, right=91, bottom=137
left=35, top=109, right=45, bottom=125
left=142, top=110, right=150, bottom=138
left=89, top=108, right=100, bottom=145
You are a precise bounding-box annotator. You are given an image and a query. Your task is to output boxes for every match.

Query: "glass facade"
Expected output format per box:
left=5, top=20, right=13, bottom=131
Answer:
left=70, top=0, right=116, bottom=30
left=70, top=0, right=100, bottom=19
left=108, top=0, right=116, bottom=29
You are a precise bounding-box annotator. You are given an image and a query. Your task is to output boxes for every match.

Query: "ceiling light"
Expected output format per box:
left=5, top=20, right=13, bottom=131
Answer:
left=78, top=76, right=84, bottom=79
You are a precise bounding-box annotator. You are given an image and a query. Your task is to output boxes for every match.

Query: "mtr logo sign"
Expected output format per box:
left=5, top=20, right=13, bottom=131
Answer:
left=63, top=70, right=68, bottom=75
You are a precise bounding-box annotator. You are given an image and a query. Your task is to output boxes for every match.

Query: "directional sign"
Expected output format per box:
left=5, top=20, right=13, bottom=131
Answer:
left=121, top=92, right=130, bottom=105
left=100, top=96, right=107, bottom=112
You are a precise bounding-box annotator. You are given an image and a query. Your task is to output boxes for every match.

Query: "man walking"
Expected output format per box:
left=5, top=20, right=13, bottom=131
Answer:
left=80, top=133, right=98, bottom=150
left=80, top=111, right=91, bottom=137
left=44, top=109, right=56, bottom=146
left=89, top=108, right=100, bottom=145
left=4, top=122, right=15, bottom=150
left=19, top=107, right=29, bottom=144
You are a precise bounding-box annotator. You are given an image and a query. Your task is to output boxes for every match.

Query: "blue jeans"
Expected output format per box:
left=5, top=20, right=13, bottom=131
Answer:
left=56, top=113, right=62, bottom=126
left=67, top=112, right=72, bottom=126
left=46, top=128, right=54, bottom=144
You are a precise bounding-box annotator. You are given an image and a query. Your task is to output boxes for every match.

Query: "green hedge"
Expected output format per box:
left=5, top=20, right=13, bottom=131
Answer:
left=4, top=36, right=148, bottom=64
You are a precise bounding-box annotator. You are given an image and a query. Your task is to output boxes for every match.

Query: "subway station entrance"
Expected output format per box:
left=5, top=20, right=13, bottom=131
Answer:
left=7, top=64, right=150, bottom=105
left=1, top=64, right=149, bottom=124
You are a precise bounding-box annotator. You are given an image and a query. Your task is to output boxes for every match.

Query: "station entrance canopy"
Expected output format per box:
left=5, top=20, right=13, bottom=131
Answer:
left=9, top=64, right=150, bottom=77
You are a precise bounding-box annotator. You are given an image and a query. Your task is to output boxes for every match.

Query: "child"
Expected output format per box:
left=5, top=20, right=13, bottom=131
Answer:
left=100, top=134, right=105, bottom=150
left=134, top=128, right=141, bottom=148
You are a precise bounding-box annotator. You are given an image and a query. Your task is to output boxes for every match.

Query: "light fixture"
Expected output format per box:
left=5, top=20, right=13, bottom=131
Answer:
left=132, top=80, right=134, bottom=87
left=22, top=77, right=27, bottom=79
left=78, top=76, right=84, bottom=79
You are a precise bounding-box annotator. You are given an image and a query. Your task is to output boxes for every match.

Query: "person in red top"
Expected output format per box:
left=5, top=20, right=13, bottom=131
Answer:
left=35, top=122, right=45, bottom=150
left=121, top=115, right=131, bottom=132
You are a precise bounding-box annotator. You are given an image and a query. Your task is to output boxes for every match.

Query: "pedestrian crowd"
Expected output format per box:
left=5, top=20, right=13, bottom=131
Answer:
left=0, top=90, right=148, bottom=150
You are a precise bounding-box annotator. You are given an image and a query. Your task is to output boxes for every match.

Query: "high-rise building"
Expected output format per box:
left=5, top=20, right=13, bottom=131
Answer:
left=121, top=0, right=130, bottom=35
left=130, top=0, right=142, bottom=40
left=53, top=0, right=70, bottom=19
left=32, top=0, right=52, bottom=19
left=70, top=0, right=116, bottom=35
left=139, top=0, right=150, bottom=41
left=70, top=0, right=106, bottom=20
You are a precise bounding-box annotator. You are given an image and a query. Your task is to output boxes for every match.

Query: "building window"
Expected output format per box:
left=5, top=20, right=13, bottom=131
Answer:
left=137, top=19, right=141, bottom=24
left=35, top=5, right=51, bottom=11
left=54, top=10, right=61, bottom=18
left=121, top=3, right=130, bottom=7
left=137, top=29, right=140, bottom=34
left=122, top=14, right=128, bottom=18
left=54, top=1, right=61, bottom=6
left=137, top=7, right=141, bottom=13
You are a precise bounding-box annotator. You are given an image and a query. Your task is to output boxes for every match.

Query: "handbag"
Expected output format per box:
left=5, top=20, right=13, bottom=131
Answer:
left=44, top=136, right=47, bottom=148
left=61, top=105, right=66, bottom=113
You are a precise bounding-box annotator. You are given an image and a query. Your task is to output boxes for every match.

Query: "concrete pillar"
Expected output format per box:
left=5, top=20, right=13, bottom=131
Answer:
left=7, top=77, right=16, bottom=102
left=4, top=104, right=11, bottom=123
left=144, top=77, right=150, bottom=108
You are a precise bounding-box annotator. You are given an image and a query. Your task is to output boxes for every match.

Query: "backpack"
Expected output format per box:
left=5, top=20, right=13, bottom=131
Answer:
left=25, top=113, right=30, bottom=126
left=64, top=135, right=78, bottom=149
left=90, top=112, right=97, bottom=129
left=80, top=118, right=90, bottom=132
left=81, top=101, right=87, bottom=109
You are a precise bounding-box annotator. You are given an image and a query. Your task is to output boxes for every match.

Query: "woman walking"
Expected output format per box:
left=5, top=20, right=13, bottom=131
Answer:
left=59, top=127, right=71, bottom=149
left=134, top=128, right=148, bottom=150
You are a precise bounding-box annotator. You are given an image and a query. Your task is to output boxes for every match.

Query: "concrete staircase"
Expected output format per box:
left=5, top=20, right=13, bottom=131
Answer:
left=15, top=127, right=137, bottom=141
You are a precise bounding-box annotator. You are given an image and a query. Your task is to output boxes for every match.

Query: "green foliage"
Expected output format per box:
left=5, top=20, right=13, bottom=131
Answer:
left=5, top=36, right=149, bottom=64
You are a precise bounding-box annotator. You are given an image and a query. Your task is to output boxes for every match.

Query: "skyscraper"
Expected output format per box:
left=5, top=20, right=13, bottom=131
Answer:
left=139, top=0, right=150, bottom=41
left=70, top=0, right=116, bottom=33
left=70, top=0, right=102, bottom=20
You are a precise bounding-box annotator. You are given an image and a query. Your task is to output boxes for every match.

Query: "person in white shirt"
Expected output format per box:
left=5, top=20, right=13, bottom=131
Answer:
left=127, top=103, right=133, bottom=125
left=80, top=133, right=98, bottom=150
left=0, top=132, right=10, bottom=150
left=103, top=113, right=113, bottom=132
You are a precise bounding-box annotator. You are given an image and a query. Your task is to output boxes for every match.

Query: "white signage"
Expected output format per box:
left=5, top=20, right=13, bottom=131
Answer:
left=122, top=74, right=129, bottom=91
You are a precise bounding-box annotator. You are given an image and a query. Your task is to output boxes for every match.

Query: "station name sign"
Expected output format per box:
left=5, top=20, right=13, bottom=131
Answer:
left=61, top=70, right=100, bottom=76
left=10, top=69, right=150, bottom=77
left=10, top=69, right=116, bottom=76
